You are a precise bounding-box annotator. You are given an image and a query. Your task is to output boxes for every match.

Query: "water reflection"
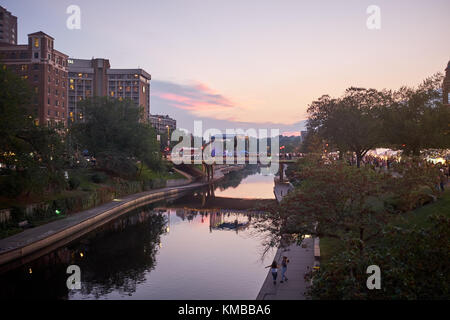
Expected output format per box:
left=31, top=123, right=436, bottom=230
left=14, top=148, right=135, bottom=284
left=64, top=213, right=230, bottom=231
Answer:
left=0, top=167, right=276, bottom=300
left=0, top=206, right=167, bottom=299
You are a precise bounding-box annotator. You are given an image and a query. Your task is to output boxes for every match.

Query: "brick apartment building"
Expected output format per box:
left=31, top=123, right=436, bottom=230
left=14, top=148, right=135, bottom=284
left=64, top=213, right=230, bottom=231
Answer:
left=68, top=58, right=151, bottom=122
left=149, top=114, right=177, bottom=135
left=444, top=60, right=450, bottom=106
left=0, top=6, right=17, bottom=45
left=0, top=30, right=69, bottom=126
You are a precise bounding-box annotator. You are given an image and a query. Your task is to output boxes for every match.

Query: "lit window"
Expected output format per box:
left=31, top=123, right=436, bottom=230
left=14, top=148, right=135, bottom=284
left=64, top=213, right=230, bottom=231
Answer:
left=78, top=73, right=82, bottom=78
left=70, top=85, right=75, bottom=90
left=110, top=91, right=115, bottom=97
left=34, top=38, right=39, bottom=48
left=70, top=79, right=74, bottom=84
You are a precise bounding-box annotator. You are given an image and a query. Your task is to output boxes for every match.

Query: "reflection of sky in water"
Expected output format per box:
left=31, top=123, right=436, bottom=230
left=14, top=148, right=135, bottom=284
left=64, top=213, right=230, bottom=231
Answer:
left=214, top=173, right=275, bottom=199
left=69, top=209, right=275, bottom=300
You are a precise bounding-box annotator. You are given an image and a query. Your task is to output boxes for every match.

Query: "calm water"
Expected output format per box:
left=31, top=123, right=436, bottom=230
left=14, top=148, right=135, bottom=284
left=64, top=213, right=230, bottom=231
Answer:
left=0, top=167, right=277, bottom=300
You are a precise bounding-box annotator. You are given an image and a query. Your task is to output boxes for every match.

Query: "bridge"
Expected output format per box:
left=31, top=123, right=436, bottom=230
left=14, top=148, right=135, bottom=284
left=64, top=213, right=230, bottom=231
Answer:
left=172, top=156, right=299, bottom=182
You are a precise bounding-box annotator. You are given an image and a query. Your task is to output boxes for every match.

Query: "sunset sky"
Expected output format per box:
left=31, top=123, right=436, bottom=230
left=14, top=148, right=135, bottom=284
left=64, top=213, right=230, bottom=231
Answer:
left=3, top=0, right=450, bottom=135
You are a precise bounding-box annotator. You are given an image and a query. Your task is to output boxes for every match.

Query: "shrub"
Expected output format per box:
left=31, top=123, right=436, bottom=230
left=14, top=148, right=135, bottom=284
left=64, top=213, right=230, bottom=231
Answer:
left=91, top=172, right=108, bottom=184
left=68, top=176, right=81, bottom=190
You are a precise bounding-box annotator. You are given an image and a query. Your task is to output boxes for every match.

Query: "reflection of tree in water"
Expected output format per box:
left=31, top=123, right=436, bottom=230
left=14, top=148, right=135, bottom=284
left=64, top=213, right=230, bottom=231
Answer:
left=72, top=211, right=167, bottom=299
left=215, top=165, right=260, bottom=191
left=0, top=208, right=167, bottom=300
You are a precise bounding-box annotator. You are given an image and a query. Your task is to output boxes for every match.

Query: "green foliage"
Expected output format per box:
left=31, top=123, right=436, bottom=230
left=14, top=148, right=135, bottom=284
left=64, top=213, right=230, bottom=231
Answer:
left=381, top=74, right=450, bottom=156
left=68, top=176, right=81, bottom=190
left=69, top=97, right=162, bottom=178
left=0, top=65, right=67, bottom=197
left=304, top=74, right=450, bottom=161
left=306, top=215, right=450, bottom=300
left=91, top=172, right=108, bottom=184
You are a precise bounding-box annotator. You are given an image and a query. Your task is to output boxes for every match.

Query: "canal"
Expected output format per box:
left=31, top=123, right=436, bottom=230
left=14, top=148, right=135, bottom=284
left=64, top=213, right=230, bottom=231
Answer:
left=0, top=166, right=277, bottom=300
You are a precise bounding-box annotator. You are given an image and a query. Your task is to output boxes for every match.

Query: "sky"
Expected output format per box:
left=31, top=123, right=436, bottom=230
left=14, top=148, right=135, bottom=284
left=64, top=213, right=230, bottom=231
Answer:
left=2, top=0, right=450, bottom=135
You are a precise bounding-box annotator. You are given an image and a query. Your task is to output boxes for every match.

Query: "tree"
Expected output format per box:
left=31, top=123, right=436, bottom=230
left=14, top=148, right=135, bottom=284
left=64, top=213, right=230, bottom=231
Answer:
left=255, top=156, right=401, bottom=256
left=70, top=97, right=162, bottom=178
left=381, top=74, right=450, bottom=156
left=307, top=88, right=390, bottom=167
left=0, top=65, right=66, bottom=197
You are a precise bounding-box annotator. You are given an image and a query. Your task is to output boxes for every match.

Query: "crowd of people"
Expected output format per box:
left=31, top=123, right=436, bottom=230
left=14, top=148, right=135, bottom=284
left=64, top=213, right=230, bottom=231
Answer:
left=344, top=154, right=450, bottom=192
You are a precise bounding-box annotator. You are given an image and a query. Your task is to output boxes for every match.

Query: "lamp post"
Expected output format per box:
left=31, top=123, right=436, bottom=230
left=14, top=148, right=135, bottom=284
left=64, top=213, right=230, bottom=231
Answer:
left=166, top=125, right=170, bottom=154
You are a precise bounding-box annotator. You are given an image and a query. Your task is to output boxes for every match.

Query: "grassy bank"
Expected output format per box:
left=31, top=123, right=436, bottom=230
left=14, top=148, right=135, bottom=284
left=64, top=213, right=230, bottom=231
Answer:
left=0, top=166, right=187, bottom=239
left=319, top=188, right=450, bottom=264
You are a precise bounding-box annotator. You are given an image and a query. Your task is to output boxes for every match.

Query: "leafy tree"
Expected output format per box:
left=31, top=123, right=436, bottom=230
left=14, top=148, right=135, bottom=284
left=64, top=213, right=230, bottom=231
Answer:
left=307, top=88, right=389, bottom=167
left=0, top=65, right=66, bottom=197
left=381, top=74, right=450, bottom=156
left=70, top=97, right=162, bottom=178
left=266, top=158, right=397, bottom=254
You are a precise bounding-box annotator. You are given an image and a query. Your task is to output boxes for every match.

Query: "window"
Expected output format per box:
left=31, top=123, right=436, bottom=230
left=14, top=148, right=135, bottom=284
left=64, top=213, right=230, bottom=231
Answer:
left=48, top=98, right=50, bottom=105
left=48, top=76, right=51, bottom=83
left=33, top=64, right=39, bottom=70
left=34, top=38, right=39, bottom=48
left=33, top=75, right=38, bottom=82
left=34, top=52, right=39, bottom=59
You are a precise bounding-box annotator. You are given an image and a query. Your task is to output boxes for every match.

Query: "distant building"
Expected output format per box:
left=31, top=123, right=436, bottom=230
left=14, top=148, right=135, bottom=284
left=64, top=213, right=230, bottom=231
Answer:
left=0, top=31, right=69, bottom=126
left=149, top=114, right=177, bottom=135
left=0, top=6, right=17, bottom=45
left=444, top=60, right=450, bottom=106
left=68, top=58, right=151, bottom=122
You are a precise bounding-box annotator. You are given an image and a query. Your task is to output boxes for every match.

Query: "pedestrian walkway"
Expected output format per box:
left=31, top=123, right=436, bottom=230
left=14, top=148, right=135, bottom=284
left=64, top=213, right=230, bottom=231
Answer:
left=256, top=237, right=315, bottom=300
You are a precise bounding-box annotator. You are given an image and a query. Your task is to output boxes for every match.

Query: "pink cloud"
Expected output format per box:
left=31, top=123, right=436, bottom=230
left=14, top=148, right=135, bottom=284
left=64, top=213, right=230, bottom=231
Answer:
left=282, top=131, right=301, bottom=137
left=153, top=82, right=235, bottom=112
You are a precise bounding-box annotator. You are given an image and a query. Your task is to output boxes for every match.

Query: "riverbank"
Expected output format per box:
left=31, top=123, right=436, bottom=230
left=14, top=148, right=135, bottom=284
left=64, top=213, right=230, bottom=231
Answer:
left=0, top=166, right=239, bottom=272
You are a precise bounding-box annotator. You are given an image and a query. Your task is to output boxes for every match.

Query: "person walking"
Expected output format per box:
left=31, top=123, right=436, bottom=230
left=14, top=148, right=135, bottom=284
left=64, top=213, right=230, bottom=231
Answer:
left=266, top=261, right=279, bottom=285
left=280, top=256, right=290, bottom=283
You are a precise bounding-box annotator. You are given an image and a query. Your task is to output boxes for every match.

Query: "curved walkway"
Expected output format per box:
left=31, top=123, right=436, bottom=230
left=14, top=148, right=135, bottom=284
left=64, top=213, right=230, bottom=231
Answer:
left=0, top=166, right=235, bottom=272
left=256, top=238, right=315, bottom=300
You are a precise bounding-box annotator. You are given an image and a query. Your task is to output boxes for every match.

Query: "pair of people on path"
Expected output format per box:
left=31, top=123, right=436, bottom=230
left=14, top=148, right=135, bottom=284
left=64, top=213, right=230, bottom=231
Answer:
left=266, top=256, right=289, bottom=285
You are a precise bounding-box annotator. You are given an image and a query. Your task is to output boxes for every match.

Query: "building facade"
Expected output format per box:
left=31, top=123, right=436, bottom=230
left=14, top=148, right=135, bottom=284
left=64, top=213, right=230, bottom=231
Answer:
left=149, top=114, right=177, bottom=135
left=0, top=6, right=17, bottom=45
left=0, top=31, right=69, bottom=126
left=68, top=58, right=151, bottom=122
left=444, top=60, right=450, bottom=106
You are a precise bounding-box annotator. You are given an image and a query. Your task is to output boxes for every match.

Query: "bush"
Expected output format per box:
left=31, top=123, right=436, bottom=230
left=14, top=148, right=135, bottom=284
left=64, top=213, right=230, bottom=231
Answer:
left=68, top=176, right=81, bottom=190
left=91, top=172, right=108, bottom=184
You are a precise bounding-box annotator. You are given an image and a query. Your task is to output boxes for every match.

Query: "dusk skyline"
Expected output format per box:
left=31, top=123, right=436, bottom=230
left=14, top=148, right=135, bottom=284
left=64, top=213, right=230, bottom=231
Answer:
left=2, top=0, right=450, bottom=134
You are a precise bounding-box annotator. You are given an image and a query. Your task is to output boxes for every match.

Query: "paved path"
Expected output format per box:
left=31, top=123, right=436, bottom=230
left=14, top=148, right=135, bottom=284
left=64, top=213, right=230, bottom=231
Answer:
left=0, top=167, right=234, bottom=269
left=256, top=237, right=315, bottom=300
